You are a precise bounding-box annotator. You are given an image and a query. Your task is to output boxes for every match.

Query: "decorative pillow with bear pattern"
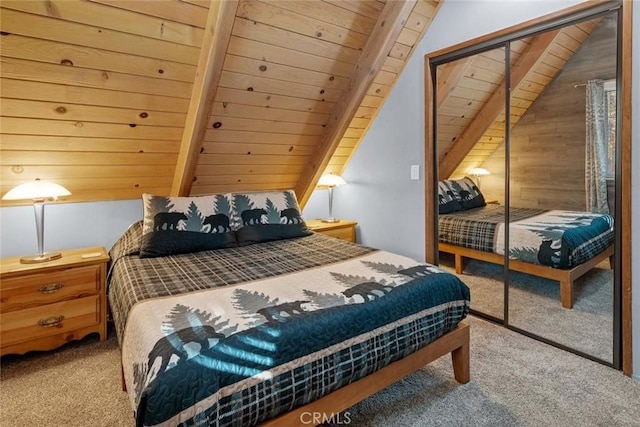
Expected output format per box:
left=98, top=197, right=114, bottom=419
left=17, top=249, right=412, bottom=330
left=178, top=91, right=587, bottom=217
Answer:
left=230, top=190, right=311, bottom=244
left=139, top=193, right=237, bottom=257
left=450, top=177, right=486, bottom=210
left=437, top=180, right=463, bottom=214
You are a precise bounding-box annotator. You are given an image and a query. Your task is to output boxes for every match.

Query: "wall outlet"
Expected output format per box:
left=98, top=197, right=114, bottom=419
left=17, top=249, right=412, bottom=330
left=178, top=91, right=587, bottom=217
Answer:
left=410, top=165, right=420, bottom=180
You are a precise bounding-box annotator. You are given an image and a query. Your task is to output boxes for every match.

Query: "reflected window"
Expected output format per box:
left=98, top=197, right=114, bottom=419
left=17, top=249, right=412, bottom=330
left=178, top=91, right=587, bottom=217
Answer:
left=604, top=79, right=616, bottom=178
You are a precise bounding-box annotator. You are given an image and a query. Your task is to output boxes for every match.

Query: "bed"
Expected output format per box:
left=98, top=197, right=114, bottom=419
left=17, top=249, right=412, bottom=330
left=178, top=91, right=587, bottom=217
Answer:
left=107, top=190, right=471, bottom=426
left=437, top=178, right=614, bottom=309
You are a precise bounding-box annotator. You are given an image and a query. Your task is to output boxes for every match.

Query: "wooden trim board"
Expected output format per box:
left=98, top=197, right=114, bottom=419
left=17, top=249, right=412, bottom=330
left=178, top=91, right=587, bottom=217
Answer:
left=439, top=242, right=614, bottom=309
left=260, top=321, right=470, bottom=426
left=620, top=0, right=633, bottom=377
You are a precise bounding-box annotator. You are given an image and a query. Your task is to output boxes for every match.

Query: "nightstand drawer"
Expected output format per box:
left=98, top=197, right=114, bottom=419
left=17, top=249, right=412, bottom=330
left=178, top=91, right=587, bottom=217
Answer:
left=0, top=265, right=101, bottom=312
left=320, top=227, right=355, bottom=242
left=306, top=220, right=357, bottom=243
left=0, top=295, right=101, bottom=347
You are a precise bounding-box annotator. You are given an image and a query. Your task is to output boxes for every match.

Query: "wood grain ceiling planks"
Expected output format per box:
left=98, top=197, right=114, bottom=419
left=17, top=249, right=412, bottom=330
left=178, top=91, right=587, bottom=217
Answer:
left=171, top=0, right=238, bottom=196
left=327, top=0, right=443, bottom=182
left=439, top=20, right=599, bottom=180
left=294, top=0, right=419, bottom=206
left=0, top=0, right=591, bottom=208
left=0, top=0, right=205, bottom=204
left=190, top=0, right=379, bottom=198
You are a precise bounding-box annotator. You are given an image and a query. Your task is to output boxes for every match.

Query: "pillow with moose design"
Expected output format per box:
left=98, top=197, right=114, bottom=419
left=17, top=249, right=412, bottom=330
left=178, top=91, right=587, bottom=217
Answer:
left=450, top=177, right=486, bottom=210
left=139, top=193, right=237, bottom=257
left=230, top=190, right=312, bottom=244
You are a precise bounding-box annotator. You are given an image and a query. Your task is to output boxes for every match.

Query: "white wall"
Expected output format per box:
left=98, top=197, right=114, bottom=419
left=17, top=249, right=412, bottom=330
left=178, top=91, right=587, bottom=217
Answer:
left=307, top=73, right=427, bottom=259
left=0, top=199, right=142, bottom=257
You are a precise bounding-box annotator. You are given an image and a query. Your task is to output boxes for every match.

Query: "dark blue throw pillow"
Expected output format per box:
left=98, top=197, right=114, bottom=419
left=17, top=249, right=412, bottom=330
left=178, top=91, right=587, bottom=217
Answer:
left=139, top=193, right=237, bottom=257
left=230, top=190, right=311, bottom=244
left=438, top=181, right=463, bottom=214
left=451, top=177, right=486, bottom=210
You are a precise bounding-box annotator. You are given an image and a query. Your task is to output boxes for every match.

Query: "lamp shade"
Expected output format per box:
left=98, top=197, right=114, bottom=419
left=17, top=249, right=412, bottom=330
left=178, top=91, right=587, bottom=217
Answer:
left=2, top=180, right=71, bottom=201
left=317, top=174, right=346, bottom=187
left=467, top=168, right=490, bottom=177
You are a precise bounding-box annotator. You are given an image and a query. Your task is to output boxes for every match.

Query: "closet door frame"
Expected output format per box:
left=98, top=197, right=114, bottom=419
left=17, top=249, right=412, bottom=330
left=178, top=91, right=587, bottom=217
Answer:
left=424, top=0, right=633, bottom=375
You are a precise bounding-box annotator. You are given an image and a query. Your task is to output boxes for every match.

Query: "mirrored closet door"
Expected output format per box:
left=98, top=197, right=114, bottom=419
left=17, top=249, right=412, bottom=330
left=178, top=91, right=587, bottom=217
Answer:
left=506, top=13, right=619, bottom=364
left=427, top=1, right=625, bottom=369
left=435, top=47, right=506, bottom=321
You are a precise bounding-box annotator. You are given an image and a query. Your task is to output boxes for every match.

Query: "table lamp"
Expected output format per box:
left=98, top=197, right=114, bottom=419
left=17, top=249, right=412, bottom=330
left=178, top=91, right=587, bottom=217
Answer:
left=317, top=174, right=346, bottom=223
left=2, top=179, right=71, bottom=263
left=468, top=168, right=490, bottom=190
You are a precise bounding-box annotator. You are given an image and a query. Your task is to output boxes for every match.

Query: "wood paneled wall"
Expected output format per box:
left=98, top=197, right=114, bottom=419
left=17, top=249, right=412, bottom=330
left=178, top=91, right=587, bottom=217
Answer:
left=480, top=15, right=617, bottom=211
left=436, top=19, right=598, bottom=182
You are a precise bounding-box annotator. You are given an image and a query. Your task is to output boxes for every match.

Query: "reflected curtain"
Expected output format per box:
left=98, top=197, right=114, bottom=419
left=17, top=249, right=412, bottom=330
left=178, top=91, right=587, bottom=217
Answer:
left=585, top=79, right=609, bottom=214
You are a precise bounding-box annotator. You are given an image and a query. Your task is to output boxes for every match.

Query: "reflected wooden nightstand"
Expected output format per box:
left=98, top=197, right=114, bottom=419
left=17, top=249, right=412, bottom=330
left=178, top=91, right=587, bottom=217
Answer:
left=306, top=219, right=357, bottom=243
left=0, top=246, right=110, bottom=356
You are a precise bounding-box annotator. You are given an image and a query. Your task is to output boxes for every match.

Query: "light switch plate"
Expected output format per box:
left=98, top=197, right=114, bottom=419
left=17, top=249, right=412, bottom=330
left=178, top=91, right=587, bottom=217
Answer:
left=410, top=165, right=420, bottom=180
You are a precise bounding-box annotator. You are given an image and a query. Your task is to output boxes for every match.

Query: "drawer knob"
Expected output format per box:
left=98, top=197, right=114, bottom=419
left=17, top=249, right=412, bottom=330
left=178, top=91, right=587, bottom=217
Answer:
left=38, top=283, right=64, bottom=294
left=38, top=315, right=65, bottom=328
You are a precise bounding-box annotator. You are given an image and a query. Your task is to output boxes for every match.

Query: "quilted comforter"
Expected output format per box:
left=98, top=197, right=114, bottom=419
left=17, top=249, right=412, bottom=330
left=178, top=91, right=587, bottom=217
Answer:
left=108, top=223, right=470, bottom=426
left=439, top=205, right=614, bottom=268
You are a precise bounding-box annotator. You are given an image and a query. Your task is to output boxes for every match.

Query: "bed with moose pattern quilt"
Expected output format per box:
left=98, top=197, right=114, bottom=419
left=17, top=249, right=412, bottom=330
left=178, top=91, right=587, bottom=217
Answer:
left=107, top=191, right=470, bottom=427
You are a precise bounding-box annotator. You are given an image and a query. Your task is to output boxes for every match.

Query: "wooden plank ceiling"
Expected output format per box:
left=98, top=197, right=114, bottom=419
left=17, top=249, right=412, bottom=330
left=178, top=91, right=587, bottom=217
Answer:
left=437, top=18, right=600, bottom=180
left=0, top=0, right=441, bottom=207
left=0, top=1, right=596, bottom=207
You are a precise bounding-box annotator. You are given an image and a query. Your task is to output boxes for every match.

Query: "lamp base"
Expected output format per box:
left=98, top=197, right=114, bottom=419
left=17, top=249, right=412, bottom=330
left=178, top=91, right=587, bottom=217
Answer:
left=321, top=218, right=341, bottom=223
left=20, top=252, right=62, bottom=264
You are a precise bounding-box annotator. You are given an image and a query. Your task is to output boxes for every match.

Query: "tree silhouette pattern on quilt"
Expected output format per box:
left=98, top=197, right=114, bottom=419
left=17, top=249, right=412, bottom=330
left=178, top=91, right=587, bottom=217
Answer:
left=233, top=289, right=280, bottom=327
left=134, top=304, right=238, bottom=395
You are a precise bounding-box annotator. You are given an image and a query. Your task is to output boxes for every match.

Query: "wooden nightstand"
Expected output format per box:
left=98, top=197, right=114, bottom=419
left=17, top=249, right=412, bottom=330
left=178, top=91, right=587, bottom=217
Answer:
left=0, top=246, right=110, bottom=356
left=306, top=219, right=357, bottom=243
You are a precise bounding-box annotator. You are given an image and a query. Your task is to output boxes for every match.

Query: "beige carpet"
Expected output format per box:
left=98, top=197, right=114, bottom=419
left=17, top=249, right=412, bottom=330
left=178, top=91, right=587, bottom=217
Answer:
left=1, top=317, right=638, bottom=427
left=0, top=325, right=131, bottom=427
left=439, top=253, right=614, bottom=362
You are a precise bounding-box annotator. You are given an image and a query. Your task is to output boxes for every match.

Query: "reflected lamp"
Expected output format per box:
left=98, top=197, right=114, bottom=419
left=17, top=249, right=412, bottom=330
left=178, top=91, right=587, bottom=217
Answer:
left=317, top=174, right=346, bottom=223
left=468, top=168, right=490, bottom=190
left=2, top=179, right=71, bottom=263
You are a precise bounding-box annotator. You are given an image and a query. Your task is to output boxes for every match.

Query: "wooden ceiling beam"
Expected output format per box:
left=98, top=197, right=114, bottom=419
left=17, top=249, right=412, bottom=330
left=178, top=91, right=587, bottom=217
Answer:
left=437, top=56, right=475, bottom=107
left=171, top=0, right=238, bottom=196
left=294, top=0, right=417, bottom=207
left=438, top=29, right=559, bottom=180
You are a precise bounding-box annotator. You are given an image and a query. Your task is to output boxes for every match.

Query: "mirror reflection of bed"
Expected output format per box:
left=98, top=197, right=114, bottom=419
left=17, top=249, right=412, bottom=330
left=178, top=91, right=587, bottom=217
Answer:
left=433, top=12, right=619, bottom=364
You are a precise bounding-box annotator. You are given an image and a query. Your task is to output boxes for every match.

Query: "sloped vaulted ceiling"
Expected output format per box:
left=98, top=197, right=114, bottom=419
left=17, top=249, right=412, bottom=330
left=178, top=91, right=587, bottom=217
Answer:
left=0, top=0, right=442, bottom=207
left=437, top=17, right=600, bottom=179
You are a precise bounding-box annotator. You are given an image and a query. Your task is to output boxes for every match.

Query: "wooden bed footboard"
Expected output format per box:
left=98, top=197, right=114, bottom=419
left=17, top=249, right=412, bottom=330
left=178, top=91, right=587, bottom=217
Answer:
left=121, top=322, right=470, bottom=425
left=260, top=321, right=470, bottom=426
left=439, top=242, right=614, bottom=309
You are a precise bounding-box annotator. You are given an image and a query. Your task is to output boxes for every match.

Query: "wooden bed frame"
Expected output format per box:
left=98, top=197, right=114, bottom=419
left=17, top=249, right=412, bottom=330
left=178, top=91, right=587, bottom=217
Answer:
left=440, top=242, right=614, bottom=309
left=261, top=321, right=470, bottom=426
